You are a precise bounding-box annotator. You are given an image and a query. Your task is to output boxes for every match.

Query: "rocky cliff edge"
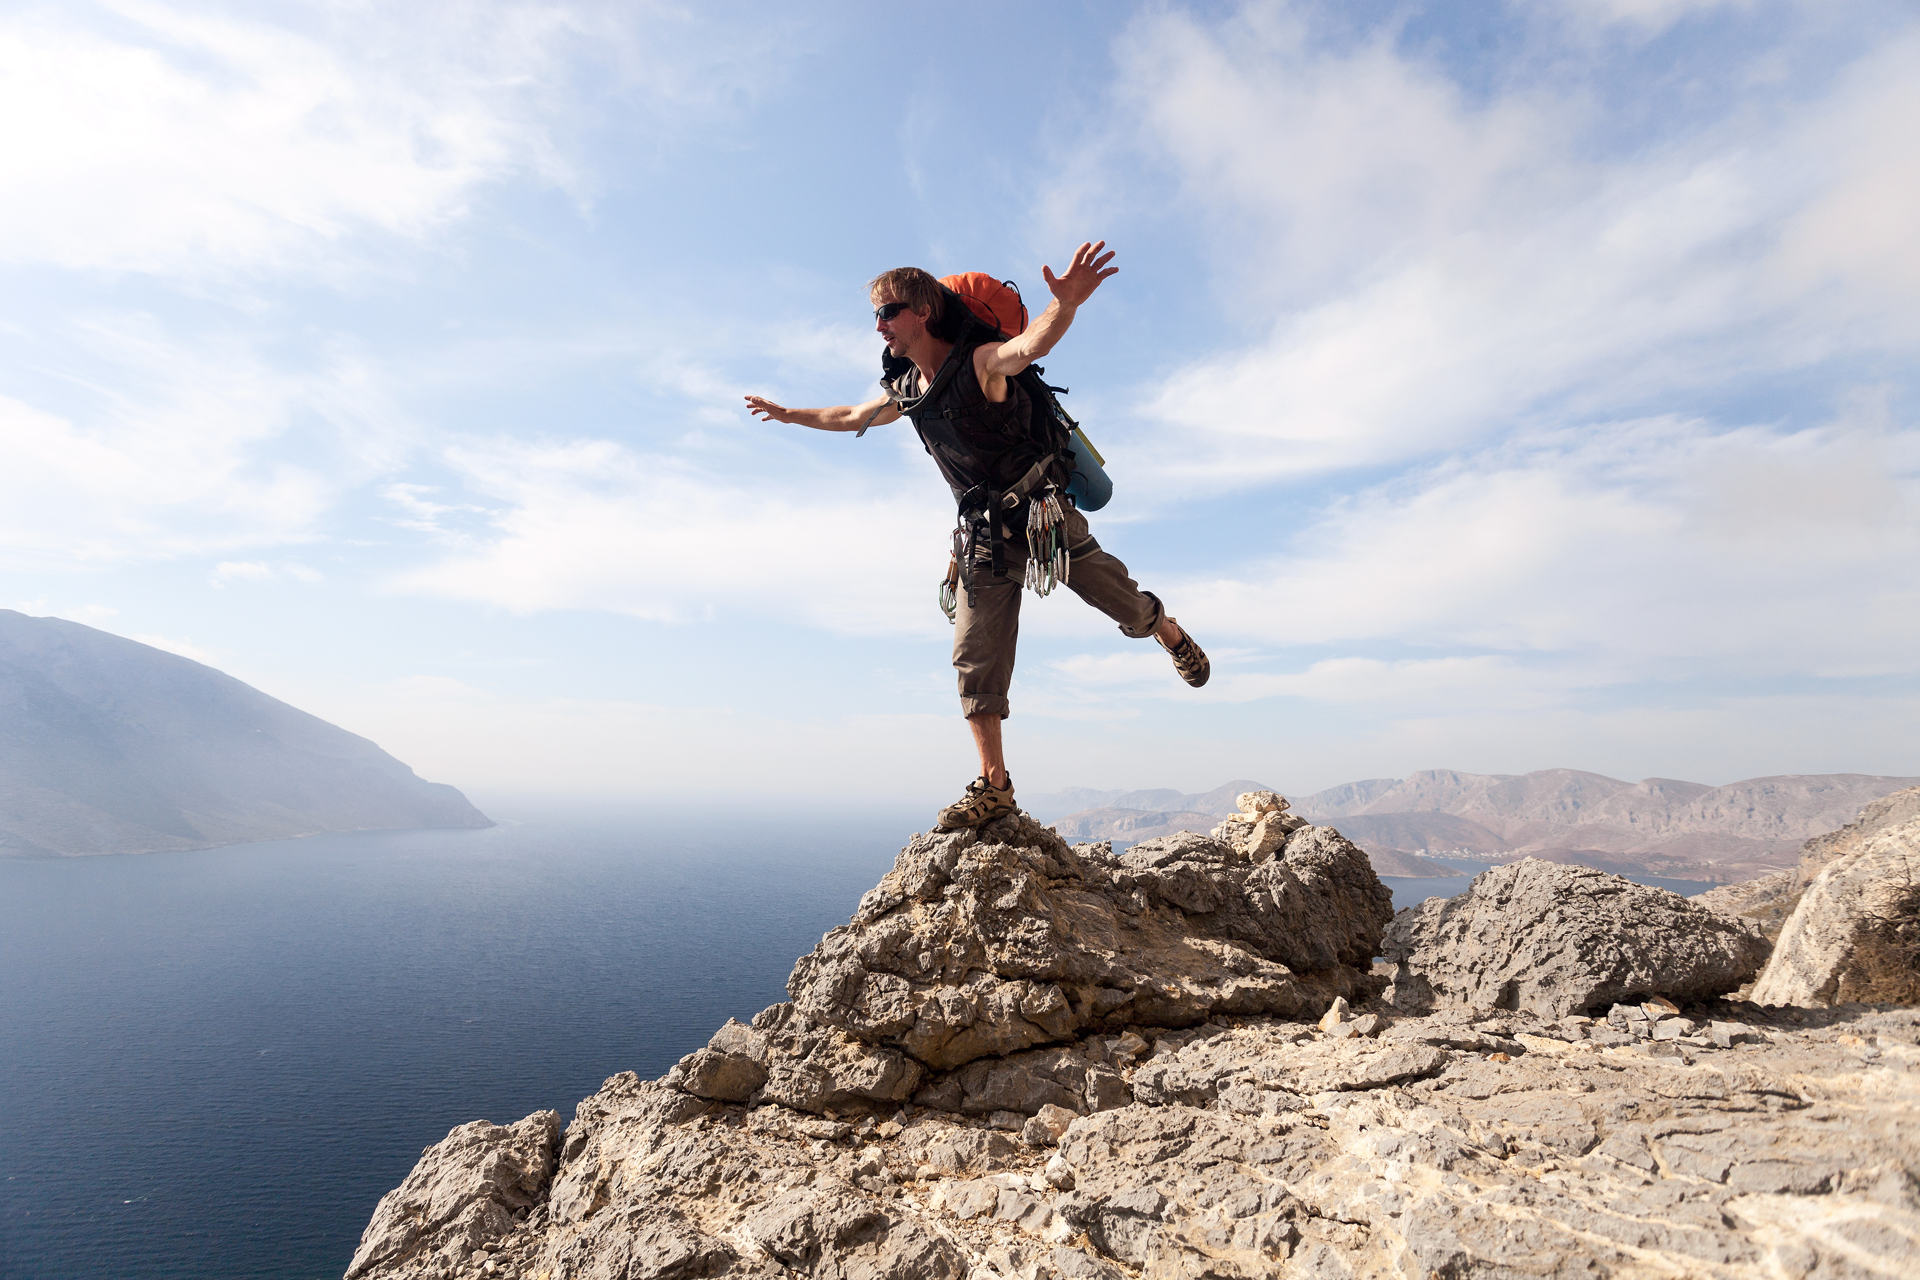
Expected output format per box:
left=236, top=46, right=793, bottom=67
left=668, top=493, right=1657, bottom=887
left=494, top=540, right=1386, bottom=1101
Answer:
left=346, top=799, right=1920, bottom=1280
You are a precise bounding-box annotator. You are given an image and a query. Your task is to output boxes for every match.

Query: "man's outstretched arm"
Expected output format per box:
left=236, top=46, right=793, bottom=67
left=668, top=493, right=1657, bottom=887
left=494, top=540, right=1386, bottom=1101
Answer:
left=744, top=393, right=900, bottom=432
left=978, top=240, right=1118, bottom=379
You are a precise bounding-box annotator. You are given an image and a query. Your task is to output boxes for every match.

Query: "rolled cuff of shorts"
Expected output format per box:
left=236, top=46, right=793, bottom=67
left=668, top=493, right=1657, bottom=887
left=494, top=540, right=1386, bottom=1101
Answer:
left=961, top=692, right=1011, bottom=720
left=1116, top=590, right=1166, bottom=640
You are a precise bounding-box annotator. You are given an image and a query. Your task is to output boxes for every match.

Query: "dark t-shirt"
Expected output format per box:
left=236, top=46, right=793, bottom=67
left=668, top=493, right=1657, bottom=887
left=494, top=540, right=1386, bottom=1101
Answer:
left=885, top=342, right=1037, bottom=501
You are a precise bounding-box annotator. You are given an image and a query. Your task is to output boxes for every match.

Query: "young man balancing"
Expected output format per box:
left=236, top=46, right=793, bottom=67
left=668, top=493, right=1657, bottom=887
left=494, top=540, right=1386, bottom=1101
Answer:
left=745, top=241, right=1207, bottom=831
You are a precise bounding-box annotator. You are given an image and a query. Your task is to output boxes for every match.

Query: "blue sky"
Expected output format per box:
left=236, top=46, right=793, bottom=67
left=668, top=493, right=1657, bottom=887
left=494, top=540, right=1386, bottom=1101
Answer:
left=4, top=0, right=1916, bottom=808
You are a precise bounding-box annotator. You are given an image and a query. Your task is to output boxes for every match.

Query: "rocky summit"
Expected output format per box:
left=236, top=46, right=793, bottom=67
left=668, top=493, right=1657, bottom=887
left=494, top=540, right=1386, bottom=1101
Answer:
left=347, top=801, right=1920, bottom=1280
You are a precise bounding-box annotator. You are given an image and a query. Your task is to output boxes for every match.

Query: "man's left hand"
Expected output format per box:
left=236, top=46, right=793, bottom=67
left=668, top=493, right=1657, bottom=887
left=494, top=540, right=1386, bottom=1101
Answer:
left=1041, top=240, right=1118, bottom=308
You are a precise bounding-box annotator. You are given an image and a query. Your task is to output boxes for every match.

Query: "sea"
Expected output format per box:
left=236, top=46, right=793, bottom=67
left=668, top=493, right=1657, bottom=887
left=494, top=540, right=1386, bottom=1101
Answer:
left=0, top=810, right=1707, bottom=1280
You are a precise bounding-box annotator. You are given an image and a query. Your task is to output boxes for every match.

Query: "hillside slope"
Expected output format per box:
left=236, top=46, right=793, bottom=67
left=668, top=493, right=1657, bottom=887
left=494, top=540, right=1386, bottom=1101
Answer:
left=0, top=611, right=489, bottom=856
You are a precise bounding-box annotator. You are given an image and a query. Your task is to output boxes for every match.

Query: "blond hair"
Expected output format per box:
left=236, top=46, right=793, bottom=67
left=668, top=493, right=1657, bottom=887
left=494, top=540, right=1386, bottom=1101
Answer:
left=867, top=267, right=944, bottom=317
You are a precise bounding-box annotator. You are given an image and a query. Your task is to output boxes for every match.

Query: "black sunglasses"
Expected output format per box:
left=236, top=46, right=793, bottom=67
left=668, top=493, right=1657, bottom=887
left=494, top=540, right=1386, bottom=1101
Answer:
left=873, top=301, right=912, bottom=321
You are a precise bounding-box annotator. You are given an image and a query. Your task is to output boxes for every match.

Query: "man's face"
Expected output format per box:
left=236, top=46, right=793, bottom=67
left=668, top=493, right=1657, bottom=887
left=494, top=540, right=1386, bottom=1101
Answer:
left=874, top=296, right=924, bottom=354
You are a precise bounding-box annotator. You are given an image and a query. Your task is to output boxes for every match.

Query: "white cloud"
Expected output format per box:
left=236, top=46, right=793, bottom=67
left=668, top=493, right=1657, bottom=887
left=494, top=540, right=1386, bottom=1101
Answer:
left=1175, top=412, right=1920, bottom=675
left=0, top=2, right=567, bottom=276
left=210, top=560, right=322, bottom=587
left=0, top=0, right=794, bottom=281
left=1083, top=8, right=1920, bottom=491
left=389, top=437, right=957, bottom=634
left=1524, top=0, right=1757, bottom=36
left=0, top=315, right=414, bottom=566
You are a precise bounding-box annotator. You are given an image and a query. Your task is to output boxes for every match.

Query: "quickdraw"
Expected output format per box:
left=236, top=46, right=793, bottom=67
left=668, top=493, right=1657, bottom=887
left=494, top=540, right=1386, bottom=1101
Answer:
left=1024, top=486, right=1069, bottom=596
left=938, top=553, right=959, bottom=624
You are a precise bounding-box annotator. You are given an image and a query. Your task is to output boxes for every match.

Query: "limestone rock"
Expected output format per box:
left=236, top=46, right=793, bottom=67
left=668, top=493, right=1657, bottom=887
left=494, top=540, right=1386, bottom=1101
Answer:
left=786, top=813, right=1387, bottom=1071
left=1693, top=868, right=1801, bottom=943
left=664, top=1002, right=924, bottom=1113
left=1382, top=857, right=1770, bottom=1017
left=1235, top=790, right=1290, bottom=815
left=351, top=997, right=1920, bottom=1280
left=344, top=1110, right=560, bottom=1279
left=1749, top=814, right=1920, bottom=1006
left=348, top=811, right=1920, bottom=1280
left=1698, top=786, right=1920, bottom=944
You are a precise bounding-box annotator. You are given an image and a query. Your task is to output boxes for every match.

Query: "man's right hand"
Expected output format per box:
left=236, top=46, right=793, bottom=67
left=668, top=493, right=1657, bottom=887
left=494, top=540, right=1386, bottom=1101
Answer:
left=744, top=395, right=794, bottom=423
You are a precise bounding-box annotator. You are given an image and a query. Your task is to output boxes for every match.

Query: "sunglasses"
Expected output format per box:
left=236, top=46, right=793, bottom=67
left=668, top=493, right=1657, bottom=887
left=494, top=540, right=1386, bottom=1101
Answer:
left=873, top=301, right=912, bottom=321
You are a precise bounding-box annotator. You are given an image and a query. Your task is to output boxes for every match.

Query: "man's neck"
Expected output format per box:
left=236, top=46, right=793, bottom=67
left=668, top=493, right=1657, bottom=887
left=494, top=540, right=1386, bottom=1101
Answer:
left=908, top=335, right=956, bottom=385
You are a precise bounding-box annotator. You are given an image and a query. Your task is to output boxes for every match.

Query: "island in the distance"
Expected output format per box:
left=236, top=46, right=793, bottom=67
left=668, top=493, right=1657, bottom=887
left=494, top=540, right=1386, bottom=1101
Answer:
left=0, top=610, right=489, bottom=857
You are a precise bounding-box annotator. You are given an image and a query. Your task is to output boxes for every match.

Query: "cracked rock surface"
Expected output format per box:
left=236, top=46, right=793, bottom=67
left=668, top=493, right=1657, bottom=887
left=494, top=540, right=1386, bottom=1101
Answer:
left=348, top=1005, right=1920, bottom=1280
left=346, top=811, right=1920, bottom=1279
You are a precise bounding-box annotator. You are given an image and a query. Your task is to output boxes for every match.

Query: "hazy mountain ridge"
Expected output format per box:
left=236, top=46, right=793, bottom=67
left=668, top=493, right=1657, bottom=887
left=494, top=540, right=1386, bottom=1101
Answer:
left=0, top=611, right=490, bottom=857
left=1041, top=768, right=1920, bottom=883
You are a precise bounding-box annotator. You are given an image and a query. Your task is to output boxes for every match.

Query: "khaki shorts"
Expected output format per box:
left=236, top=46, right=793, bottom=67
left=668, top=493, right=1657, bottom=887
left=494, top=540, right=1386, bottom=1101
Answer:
left=952, top=504, right=1164, bottom=720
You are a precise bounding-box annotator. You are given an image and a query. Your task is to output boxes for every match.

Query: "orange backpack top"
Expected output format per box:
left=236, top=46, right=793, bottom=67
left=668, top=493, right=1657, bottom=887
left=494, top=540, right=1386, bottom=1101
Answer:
left=940, top=272, right=1028, bottom=339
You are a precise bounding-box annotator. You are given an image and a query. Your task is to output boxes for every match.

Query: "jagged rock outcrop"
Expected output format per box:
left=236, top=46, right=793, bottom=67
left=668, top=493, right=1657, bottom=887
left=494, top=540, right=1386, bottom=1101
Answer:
left=1750, top=811, right=1920, bottom=1007
left=1698, top=785, right=1920, bottom=946
left=1380, top=857, right=1770, bottom=1018
left=349, top=809, right=1920, bottom=1279
left=346, top=1110, right=559, bottom=1278
left=782, top=812, right=1386, bottom=1076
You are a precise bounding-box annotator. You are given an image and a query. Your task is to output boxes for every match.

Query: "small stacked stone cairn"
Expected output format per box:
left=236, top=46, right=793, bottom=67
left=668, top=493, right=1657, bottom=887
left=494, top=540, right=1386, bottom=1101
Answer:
left=1210, top=789, right=1308, bottom=860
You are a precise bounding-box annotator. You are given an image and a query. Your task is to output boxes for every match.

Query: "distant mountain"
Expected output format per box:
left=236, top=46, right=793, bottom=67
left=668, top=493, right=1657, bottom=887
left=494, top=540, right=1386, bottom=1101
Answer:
left=1042, top=768, right=1920, bottom=884
left=0, top=611, right=490, bottom=857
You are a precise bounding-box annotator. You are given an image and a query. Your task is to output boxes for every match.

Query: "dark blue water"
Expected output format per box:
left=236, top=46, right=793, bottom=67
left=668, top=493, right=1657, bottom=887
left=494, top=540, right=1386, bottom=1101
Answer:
left=0, top=807, right=917, bottom=1280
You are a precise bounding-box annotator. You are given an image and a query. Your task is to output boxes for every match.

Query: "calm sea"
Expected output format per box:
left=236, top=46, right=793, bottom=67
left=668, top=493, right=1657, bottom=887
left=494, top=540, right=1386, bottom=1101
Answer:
left=0, top=806, right=919, bottom=1280
left=0, top=812, right=1701, bottom=1280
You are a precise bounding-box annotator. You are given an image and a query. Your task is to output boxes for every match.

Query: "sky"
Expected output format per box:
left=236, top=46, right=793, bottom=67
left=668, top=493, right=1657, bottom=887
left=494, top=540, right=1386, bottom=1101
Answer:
left=3, top=0, right=1917, bottom=810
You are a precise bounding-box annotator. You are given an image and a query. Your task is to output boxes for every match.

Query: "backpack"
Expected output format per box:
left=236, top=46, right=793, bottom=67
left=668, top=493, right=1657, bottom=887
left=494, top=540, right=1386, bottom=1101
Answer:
left=884, top=274, right=1113, bottom=512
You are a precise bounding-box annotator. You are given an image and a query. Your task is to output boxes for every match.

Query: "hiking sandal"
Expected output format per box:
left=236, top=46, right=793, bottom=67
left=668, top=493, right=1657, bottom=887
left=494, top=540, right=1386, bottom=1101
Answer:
left=1159, top=622, right=1210, bottom=688
left=936, top=775, right=1016, bottom=831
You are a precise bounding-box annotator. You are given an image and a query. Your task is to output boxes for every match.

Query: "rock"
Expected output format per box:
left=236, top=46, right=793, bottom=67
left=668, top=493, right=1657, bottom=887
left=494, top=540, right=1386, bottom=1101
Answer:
left=786, top=813, right=1387, bottom=1072
left=1022, top=1103, right=1077, bottom=1146
left=1709, top=1020, right=1755, bottom=1048
left=345, top=1110, right=560, bottom=1279
left=1236, top=790, right=1290, bottom=815
left=663, top=1001, right=924, bottom=1115
left=1381, top=858, right=1772, bottom=1018
left=662, top=1018, right=766, bottom=1102
left=1698, top=785, right=1920, bottom=945
left=1749, top=813, right=1920, bottom=1006
left=347, top=812, right=1920, bottom=1280
left=1693, top=868, right=1802, bottom=943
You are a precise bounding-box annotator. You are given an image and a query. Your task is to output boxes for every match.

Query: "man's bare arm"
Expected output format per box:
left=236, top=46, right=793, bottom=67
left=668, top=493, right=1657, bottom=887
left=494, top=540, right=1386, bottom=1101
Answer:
left=978, top=240, right=1118, bottom=379
left=744, top=393, right=900, bottom=432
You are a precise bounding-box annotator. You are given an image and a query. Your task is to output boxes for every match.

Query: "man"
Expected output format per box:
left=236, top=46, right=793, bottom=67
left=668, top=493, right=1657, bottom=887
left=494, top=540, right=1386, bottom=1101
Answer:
left=745, top=241, right=1207, bottom=830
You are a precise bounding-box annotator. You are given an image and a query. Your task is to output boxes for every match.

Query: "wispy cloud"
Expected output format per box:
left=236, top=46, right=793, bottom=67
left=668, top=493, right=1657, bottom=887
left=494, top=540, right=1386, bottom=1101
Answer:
left=388, top=436, right=957, bottom=634
left=1064, top=6, right=1920, bottom=491
left=1175, top=409, right=1920, bottom=674
left=0, top=314, right=416, bottom=566
left=0, top=0, right=794, bottom=281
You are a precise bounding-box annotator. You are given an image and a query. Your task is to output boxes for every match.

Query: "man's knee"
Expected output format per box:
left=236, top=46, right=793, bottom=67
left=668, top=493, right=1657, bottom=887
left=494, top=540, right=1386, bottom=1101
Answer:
left=960, top=692, right=1010, bottom=720
left=1119, top=589, right=1165, bottom=638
